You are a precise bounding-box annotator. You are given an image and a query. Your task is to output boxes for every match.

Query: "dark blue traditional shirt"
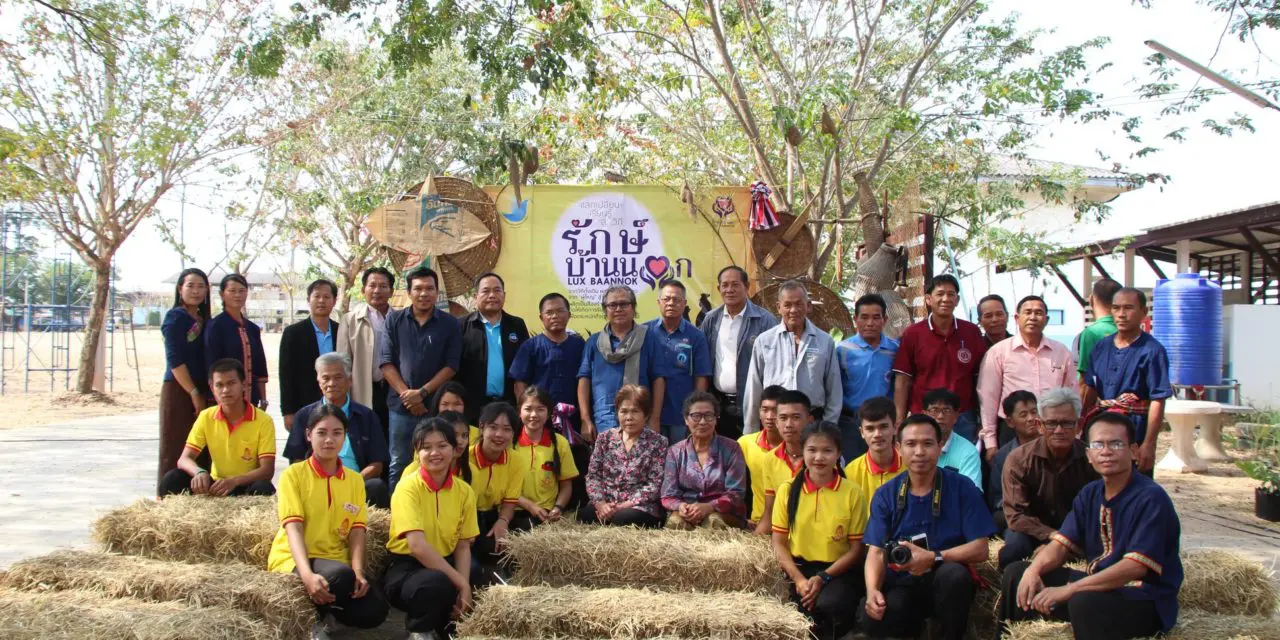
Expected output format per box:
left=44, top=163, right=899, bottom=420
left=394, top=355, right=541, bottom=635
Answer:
left=162, top=308, right=207, bottom=394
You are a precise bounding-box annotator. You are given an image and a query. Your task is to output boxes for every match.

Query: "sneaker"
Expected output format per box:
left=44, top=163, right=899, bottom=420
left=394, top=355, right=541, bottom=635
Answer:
left=309, top=623, right=332, bottom=640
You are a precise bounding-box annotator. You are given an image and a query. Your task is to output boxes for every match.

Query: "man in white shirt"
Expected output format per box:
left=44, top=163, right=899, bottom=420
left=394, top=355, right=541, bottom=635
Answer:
left=698, top=265, right=778, bottom=438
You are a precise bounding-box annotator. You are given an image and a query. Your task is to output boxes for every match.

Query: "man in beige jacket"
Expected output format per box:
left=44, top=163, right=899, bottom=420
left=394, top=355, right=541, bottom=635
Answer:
left=336, top=267, right=395, bottom=440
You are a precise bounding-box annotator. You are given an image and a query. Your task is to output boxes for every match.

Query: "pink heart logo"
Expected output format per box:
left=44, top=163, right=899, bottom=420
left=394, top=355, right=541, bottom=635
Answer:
left=645, top=256, right=670, bottom=279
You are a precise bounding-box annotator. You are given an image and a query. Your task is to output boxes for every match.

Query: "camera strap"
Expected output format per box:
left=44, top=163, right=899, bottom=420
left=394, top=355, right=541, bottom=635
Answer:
left=890, top=470, right=943, bottom=538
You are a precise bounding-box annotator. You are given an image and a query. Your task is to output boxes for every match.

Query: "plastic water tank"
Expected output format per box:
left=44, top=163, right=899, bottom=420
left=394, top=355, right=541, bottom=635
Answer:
left=1153, top=273, right=1223, bottom=386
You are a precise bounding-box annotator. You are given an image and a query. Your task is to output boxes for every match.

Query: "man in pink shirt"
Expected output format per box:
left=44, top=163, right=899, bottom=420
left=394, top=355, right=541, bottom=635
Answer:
left=977, top=295, right=1077, bottom=458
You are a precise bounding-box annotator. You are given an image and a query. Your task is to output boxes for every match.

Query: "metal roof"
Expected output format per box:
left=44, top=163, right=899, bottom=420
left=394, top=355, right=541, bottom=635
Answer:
left=986, top=155, right=1135, bottom=182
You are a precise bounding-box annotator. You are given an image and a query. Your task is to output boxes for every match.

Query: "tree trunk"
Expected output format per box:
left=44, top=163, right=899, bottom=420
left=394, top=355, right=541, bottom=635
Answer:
left=75, top=261, right=112, bottom=393
left=339, top=268, right=358, bottom=314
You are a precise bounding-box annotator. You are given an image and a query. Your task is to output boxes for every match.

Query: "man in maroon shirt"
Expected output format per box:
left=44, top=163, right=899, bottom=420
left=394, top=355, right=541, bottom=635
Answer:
left=892, top=275, right=988, bottom=443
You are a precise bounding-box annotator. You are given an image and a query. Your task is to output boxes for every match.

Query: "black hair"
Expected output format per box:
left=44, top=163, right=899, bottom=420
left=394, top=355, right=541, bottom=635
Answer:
left=306, top=403, right=349, bottom=434
left=681, top=390, right=720, bottom=417
left=761, top=384, right=788, bottom=403
left=437, top=409, right=471, bottom=483
left=922, top=387, right=961, bottom=411
left=1084, top=411, right=1136, bottom=444
left=977, top=294, right=1007, bottom=311
left=428, top=381, right=468, bottom=417
left=405, top=266, right=439, bottom=292
left=898, top=414, right=943, bottom=442
left=539, top=292, right=571, bottom=314
left=1091, top=278, right=1122, bottom=307
left=717, top=265, right=749, bottom=286
left=858, top=396, right=897, bottom=426
left=517, top=386, right=560, bottom=475
left=477, top=401, right=520, bottom=453
left=1114, top=287, right=1148, bottom=308
left=219, top=273, right=249, bottom=292
left=661, top=279, right=687, bottom=296
left=474, top=271, right=505, bottom=289
left=208, top=357, right=246, bottom=382
left=361, top=266, right=395, bottom=289
left=926, top=274, right=960, bottom=294
left=411, top=416, right=458, bottom=454
left=1016, top=295, right=1047, bottom=313
left=776, top=389, right=813, bottom=412
left=172, top=268, right=212, bottom=322
left=854, top=293, right=887, bottom=316
left=786, top=421, right=847, bottom=527
left=307, top=278, right=339, bottom=298
left=1002, top=390, right=1038, bottom=419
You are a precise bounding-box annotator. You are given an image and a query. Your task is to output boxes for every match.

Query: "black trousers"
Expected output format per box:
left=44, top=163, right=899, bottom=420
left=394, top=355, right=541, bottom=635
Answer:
left=714, top=391, right=743, bottom=439
left=837, top=411, right=869, bottom=461
left=372, top=380, right=391, bottom=445
left=568, top=444, right=591, bottom=510
left=1000, top=562, right=1164, bottom=640
left=384, top=553, right=487, bottom=634
left=472, top=509, right=532, bottom=567
left=998, top=531, right=1043, bottom=570
left=364, top=478, right=390, bottom=510
left=296, top=558, right=388, bottom=629
left=858, top=561, right=975, bottom=640
left=159, top=469, right=275, bottom=497
left=793, top=559, right=864, bottom=640
left=577, top=503, right=663, bottom=528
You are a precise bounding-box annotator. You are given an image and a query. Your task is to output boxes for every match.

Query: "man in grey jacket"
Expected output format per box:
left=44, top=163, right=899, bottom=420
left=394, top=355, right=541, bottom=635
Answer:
left=698, top=265, right=779, bottom=438
left=743, top=280, right=842, bottom=434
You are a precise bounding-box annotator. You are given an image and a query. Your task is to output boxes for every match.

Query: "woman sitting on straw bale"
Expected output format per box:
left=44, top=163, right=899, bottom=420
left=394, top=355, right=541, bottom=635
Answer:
left=403, top=409, right=473, bottom=482
left=580, top=384, right=669, bottom=528
left=385, top=417, right=488, bottom=640
left=268, top=405, right=389, bottom=638
left=465, top=403, right=531, bottom=566
left=772, top=421, right=868, bottom=640
left=660, top=391, right=748, bottom=529
left=511, top=387, right=580, bottom=525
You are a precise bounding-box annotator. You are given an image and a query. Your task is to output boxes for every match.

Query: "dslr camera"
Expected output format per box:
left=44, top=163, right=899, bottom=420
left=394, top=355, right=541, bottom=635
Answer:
left=885, top=533, right=929, bottom=565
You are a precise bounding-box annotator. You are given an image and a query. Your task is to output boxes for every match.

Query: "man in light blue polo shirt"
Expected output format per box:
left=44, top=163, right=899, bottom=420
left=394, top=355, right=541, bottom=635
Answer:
left=923, top=387, right=982, bottom=492
left=577, top=285, right=668, bottom=441
left=837, top=293, right=899, bottom=458
left=645, top=280, right=712, bottom=443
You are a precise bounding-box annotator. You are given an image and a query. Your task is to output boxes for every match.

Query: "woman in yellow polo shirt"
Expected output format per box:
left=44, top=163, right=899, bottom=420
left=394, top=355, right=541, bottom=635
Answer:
left=772, top=421, right=868, bottom=640
left=468, top=402, right=530, bottom=566
left=511, top=387, right=579, bottom=524
left=384, top=417, right=483, bottom=639
left=267, top=405, right=389, bottom=635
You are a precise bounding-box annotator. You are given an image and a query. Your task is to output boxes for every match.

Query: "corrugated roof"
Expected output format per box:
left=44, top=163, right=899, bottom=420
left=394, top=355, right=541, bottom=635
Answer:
left=1142, top=199, right=1280, bottom=233
left=988, top=155, right=1134, bottom=181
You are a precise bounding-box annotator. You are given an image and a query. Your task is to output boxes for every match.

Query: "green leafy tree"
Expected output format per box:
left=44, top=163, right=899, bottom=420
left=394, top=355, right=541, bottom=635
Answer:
left=0, top=0, right=266, bottom=393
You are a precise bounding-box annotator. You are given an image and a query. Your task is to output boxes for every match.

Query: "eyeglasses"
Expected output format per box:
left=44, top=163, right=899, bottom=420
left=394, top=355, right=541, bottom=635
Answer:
left=1041, top=420, right=1075, bottom=432
left=659, top=296, right=685, bottom=304
left=604, top=301, right=633, bottom=310
left=686, top=412, right=718, bottom=423
left=1086, top=440, right=1129, bottom=451
left=924, top=406, right=955, bottom=416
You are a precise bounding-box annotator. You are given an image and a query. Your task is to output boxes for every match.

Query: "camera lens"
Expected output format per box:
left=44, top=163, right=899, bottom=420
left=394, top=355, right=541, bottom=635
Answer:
left=889, top=544, right=912, bottom=565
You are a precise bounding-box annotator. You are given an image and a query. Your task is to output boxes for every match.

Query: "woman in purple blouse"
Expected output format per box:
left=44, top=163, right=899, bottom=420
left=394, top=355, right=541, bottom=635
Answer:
left=581, top=385, right=669, bottom=528
left=661, top=390, right=748, bottom=529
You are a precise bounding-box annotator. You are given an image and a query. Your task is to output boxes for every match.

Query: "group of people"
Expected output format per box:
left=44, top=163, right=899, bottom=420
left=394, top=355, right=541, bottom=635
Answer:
left=156, top=264, right=1184, bottom=640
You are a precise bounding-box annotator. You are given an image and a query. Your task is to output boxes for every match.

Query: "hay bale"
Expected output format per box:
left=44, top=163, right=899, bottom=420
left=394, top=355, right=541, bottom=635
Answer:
left=92, top=496, right=391, bottom=576
left=1181, top=549, right=1277, bottom=618
left=970, top=539, right=1003, bottom=640
left=1004, top=611, right=1280, bottom=640
left=0, top=588, right=275, bottom=640
left=458, top=584, right=810, bottom=640
left=0, top=550, right=311, bottom=639
left=502, top=523, right=784, bottom=595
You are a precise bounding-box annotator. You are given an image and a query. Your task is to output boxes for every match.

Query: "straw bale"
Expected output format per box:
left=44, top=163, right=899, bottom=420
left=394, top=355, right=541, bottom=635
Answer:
left=0, top=588, right=275, bottom=640
left=1180, top=549, right=1276, bottom=618
left=0, top=550, right=311, bottom=639
left=970, top=539, right=1003, bottom=640
left=502, top=522, right=785, bottom=595
left=92, top=496, right=391, bottom=576
left=458, top=584, right=811, bottom=640
left=1004, top=611, right=1280, bottom=640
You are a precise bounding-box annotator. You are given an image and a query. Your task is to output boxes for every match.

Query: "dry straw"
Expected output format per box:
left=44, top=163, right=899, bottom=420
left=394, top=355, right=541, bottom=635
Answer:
left=0, top=550, right=312, bottom=639
left=458, top=584, right=811, bottom=640
left=502, top=523, right=785, bottom=595
left=92, top=495, right=391, bottom=576
left=1004, top=611, right=1280, bottom=640
left=0, top=588, right=275, bottom=640
left=1180, top=549, right=1276, bottom=618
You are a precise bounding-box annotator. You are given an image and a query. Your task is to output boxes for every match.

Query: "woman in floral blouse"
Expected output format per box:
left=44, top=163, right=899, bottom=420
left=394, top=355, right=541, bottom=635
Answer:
left=581, top=384, right=669, bottom=528
left=660, top=390, right=748, bottom=529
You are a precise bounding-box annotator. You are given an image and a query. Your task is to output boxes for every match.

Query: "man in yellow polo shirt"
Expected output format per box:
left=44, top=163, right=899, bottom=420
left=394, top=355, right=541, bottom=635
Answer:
left=844, top=396, right=904, bottom=509
left=754, top=390, right=813, bottom=534
left=160, top=358, right=277, bottom=497
left=739, top=385, right=786, bottom=529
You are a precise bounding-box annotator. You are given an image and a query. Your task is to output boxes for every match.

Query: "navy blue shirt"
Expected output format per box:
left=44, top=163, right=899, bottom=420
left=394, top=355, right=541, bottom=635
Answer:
left=509, top=332, right=587, bottom=410
left=576, top=325, right=668, bottom=431
left=1054, top=473, right=1183, bottom=631
left=864, top=467, right=997, bottom=582
left=377, top=307, right=462, bottom=415
left=644, top=318, right=712, bottom=426
left=283, top=398, right=388, bottom=469
left=161, top=308, right=208, bottom=394
left=1084, top=332, right=1173, bottom=443
left=203, top=312, right=268, bottom=404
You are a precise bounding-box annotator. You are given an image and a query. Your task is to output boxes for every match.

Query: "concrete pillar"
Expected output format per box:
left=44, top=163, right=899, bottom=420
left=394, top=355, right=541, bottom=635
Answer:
left=1176, top=239, right=1192, bottom=274
left=1083, top=259, right=1093, bottom=296
left=1124, top=248, right=1136, bottom=286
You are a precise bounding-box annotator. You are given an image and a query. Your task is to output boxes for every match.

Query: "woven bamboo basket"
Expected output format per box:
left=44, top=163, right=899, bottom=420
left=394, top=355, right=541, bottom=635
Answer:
left=750, top=212, right=816, bottom=280
left=385, top=176, right=502, bottom=297
left=752, top=277, right=853, bottom=335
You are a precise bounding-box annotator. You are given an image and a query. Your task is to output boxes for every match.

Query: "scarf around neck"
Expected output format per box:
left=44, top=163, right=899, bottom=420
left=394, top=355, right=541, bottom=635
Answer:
left=596, top=323, right=648, bottom=386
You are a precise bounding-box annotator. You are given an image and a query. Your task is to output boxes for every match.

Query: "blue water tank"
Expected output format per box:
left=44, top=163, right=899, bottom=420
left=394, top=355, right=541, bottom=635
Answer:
left=1153, top=273, right=1223, bottom=386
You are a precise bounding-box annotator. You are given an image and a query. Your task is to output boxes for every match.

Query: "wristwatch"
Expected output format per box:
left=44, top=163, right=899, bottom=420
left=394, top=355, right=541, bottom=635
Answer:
left=816, top=570, right=832, bottom=585
left=933, top=551, right=944, bottom=569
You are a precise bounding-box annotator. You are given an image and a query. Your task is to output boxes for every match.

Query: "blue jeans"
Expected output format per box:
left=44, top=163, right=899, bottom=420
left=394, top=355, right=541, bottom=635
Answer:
left=388, top=410, right=421, bottom=491
left=661, top=423, right=688, bottom=444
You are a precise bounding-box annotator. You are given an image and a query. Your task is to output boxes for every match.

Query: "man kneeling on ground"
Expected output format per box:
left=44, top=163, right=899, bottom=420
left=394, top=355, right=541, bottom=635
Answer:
left=160, top=358, right=276, bottom=497
left=999, top=412, right=1183, bottom=640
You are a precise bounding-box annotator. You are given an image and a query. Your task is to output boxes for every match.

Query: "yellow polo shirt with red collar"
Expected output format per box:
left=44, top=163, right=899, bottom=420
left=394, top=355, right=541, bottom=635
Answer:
left=761, top=443, right=804, bottom=499
left=845, top=450, right=906, bottom=511
left=388, top=466, right=480, bottom=557
left=267, top=457, right=368, bottom=573
left=185, top=403, right=276, bottom=480
left=467, top=443, right=524, bottom=511
left=771, top=471, right=869, bottom=563
left=738, top=431, right=782, bottom=521
left=510, top=429, right=579, bottom=511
